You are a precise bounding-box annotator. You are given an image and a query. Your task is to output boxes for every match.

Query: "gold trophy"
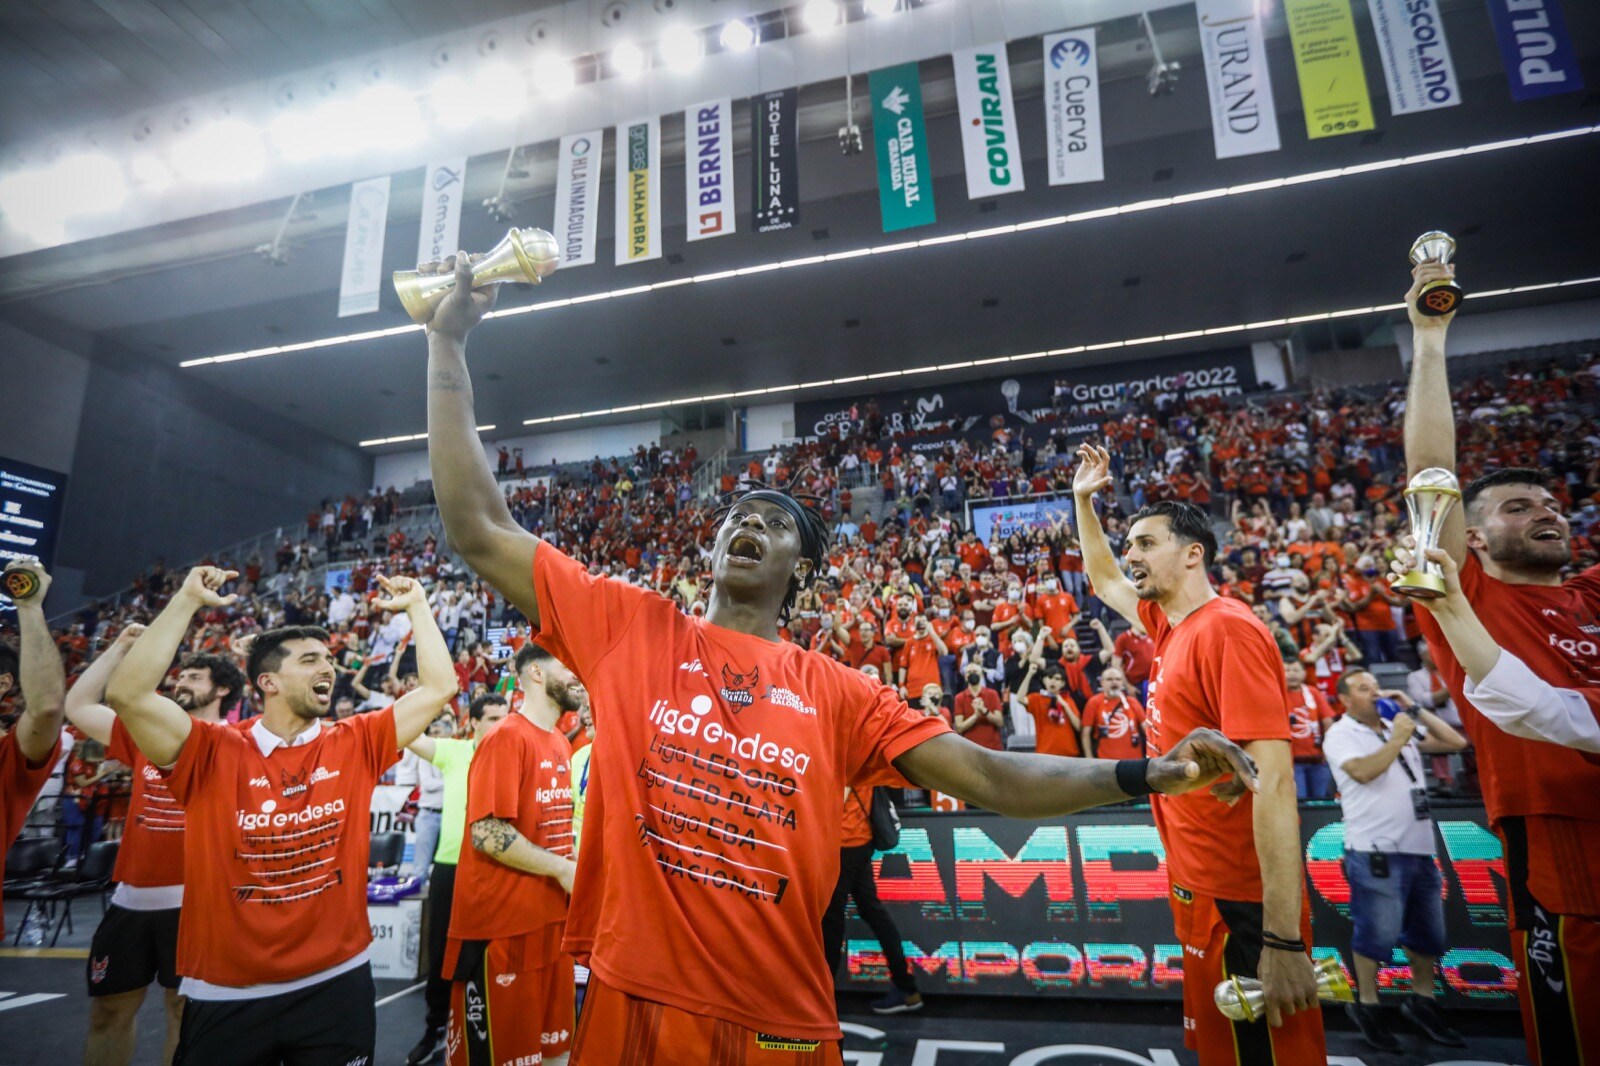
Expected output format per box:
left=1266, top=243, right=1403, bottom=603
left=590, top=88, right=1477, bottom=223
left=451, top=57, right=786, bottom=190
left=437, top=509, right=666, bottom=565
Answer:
left=2, top=558, right=42, bottom=602
left=392, top=227, right=560, bottom=325
left=1214, top=955, right=1354, bottom=1023
left=1393, top=467, right=1462, bottom=600
left=1409, top=231, right=1463, bottom=317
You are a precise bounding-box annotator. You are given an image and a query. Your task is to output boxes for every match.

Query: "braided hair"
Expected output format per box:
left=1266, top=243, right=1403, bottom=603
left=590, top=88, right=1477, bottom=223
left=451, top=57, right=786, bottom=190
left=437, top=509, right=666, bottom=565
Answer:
left=710, top=468, right=832, bottom=624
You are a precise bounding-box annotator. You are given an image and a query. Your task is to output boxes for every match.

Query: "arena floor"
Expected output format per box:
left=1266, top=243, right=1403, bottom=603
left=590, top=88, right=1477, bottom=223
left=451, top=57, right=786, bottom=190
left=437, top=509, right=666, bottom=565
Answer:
left=1, top=900, right=1528, bottom=1065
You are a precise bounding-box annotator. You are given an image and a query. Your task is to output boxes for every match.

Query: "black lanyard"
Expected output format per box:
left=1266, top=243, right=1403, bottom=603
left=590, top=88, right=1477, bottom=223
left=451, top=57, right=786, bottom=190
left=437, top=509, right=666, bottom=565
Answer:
left=1377, top=724, right=1421, bottom=784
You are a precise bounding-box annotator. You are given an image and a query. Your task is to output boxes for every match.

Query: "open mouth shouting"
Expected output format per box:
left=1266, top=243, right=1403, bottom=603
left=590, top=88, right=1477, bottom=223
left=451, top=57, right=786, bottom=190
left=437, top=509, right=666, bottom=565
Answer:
left=727, top=531, right=766, bottom=568
left=311, top=677, right=335, bottom=705
left=1531, top=525, right=1566, bottom=544
left=1128, top=564, right=1150, bottom=590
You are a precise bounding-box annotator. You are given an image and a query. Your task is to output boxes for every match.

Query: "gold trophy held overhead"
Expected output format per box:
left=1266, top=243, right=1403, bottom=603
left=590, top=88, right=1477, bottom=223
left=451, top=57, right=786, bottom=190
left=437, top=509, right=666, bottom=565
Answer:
left=1409, top=231, right=1463, bottom=317
left=1393, top=467, right=1462, bottom=600
left=393, top=227, right=560, bottom=325
left=1214, top=955, right=1354, bottom=1023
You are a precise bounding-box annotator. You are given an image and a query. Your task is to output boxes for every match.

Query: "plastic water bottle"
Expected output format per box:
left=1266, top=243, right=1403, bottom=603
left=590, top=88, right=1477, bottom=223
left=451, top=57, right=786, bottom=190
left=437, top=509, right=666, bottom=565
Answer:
left=17, top=909, right=45, bottom=947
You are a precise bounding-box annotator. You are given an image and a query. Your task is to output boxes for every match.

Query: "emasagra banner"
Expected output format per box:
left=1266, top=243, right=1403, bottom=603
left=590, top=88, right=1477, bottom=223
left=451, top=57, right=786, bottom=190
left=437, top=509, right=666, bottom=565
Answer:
left=1194, top=0, right=1282, bottom=159
left=870, top=62, right=937, bottom=232
left=953, top=43, right=1026, bottom=198
left=1042, top=30, right=1103, bottom=186
left=685, top=99, right=734, bottom=241
left=553, top=131, right=603, bottom=267
left=614, top=115, right=661, bottom=265
left=415, top=157, right=466, bottom=267
left=1283, top=0, right=1376, bottom=139
left=1365, top=0, right=1461, bottom=115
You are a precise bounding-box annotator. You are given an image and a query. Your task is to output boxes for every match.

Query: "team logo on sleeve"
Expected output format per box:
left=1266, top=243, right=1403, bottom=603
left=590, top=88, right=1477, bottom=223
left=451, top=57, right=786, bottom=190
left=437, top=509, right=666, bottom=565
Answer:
left=719, top=664, right=759, bottom=709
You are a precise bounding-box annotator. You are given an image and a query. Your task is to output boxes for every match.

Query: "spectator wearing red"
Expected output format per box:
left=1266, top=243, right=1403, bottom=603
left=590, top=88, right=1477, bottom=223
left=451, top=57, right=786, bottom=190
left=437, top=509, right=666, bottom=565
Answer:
left=1340, top=555, right=1405, bottom=664
left=846, top=620, right=893, bottom=682
left=1113, top=621, right=1156, bottom=700
left=952, top=666, right=1005, bottom=751
left=1284, top=659, right=1337, bottom=800
left=896, top=611, right=947, bottom=701
left=1017, top=657, right=1084, bottom=758
left=1082, top=667, right=1146, bottom=760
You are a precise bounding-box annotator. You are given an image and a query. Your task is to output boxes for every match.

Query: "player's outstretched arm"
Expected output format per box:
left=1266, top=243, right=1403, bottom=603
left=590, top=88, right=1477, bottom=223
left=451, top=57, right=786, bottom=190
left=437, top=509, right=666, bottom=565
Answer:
left=893, top=727, right=1257, bottom=818
left=1070, top=445, right=1140, bottom=626
left=470, top=816, right=576, bottom=893
left=4, top=559, right=65, bottom=763
left=423, top=254, right=542, bottom=625
left=1401, top=261, right=1466, bottom=563
left=63, top=623, right=147, bottom=746
left=1248, top=738, right=1318, bottom=1027
left=105, top=567, right=229, bottom=766
left=376, top=575, right=460, bottom=747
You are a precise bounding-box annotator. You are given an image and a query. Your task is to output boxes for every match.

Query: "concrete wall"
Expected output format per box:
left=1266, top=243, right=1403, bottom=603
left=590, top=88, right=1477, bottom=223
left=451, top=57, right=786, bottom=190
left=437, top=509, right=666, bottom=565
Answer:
left=370, top=418, right=663, bottom=490
left=1395, top=298, right=1600, bottom=365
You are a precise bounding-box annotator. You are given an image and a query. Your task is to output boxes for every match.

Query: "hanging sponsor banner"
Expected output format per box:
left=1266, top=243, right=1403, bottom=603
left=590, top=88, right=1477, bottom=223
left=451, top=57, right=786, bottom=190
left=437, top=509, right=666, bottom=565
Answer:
left=553, top=130, right=603, bottom=267
left=1283, top=0, right=1376, bottom=139
left=1042, top=30, right=1103, bottom=185
left=751, top=89, right=799, bottom=233
left=685, top=99, right=735, bottom=242
left=1194, top=0, right=1282, bottom=159
left=840, top=806, right=1515, bottom=1006
left=793, top=348, right=1257, bottom=442
left=415, top=157, right=466, bottom=267
left=614, top=116, right=661, bottom=265
left=953, top=44, right=1026, bottom=198
left=1365, top=0, right=1461, bottom=114
left=1485, top=0, right=1584, bottom=101
left=338, top=175, right=391, bottom=317
left=870, top=63, right=937, bottom=233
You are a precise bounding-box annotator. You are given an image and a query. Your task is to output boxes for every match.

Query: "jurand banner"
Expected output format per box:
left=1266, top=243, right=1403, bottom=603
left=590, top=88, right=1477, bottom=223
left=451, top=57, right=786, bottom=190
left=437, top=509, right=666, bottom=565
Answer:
left=1365, top=0, right=1461, bottom=115
left=871, top=63, right=937, bottom=232
left=1042, top=30, right=1103, bottom=186
left=337, top=175, right=390, bottom=317
left=1284, top=0, right=1376, bottom=139
left=686, top=99, right=734, bottom=242
left=952, top=44, right=1026, bottom=199
left=1194, top=0, right=1282, bottom=159
left=614, top=116, right=661, bottom=265
left=752, top=89, right=799, bottom=233
left=841, top=806, right=1516, bottom=1009
left=1485, top=0, right=1584, bottom=101
left=553, top=130, right=603, bottom=267
left=415, top=157, right=466, bottom=267
left=792, top=347, right=1257, bottom=443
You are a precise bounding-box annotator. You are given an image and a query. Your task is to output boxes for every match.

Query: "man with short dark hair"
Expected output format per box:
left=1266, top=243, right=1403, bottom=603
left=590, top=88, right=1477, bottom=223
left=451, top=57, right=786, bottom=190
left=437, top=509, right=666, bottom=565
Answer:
left=106, top=567, right=457, bottom=1065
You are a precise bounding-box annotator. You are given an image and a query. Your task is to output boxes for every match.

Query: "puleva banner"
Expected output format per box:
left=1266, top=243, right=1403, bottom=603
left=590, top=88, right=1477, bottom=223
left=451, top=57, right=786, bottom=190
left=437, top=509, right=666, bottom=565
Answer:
left=870, top=63, right=937, bottom=232
left=1485, top=0, right=1584, bottom=101
left=416, top=157, right=466, bottom=268
left=1042, top=30, right=1103, bottom=186
left=1365, top=0, right=1461, bottom=115
left=553, top=131, right=602, bottom=268
left=685, top=99, right=734, bottom=242
left=337, top=175, right=390, bottom=317
left=614, top=116, right=661, bottom=265
left=1284, top=0, right=1375, bottom=139
left=953, top=43, right=1025, bottom=199
left=752, top=89, right=799, bottom=233
left=1194, top=0, right=1282, bottom=159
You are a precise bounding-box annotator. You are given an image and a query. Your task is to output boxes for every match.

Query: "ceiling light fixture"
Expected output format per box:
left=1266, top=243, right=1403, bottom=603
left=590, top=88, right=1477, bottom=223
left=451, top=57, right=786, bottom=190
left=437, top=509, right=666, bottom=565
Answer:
left=864, top=0, right=897, bottom=17
left=427, top=75, right=476, bottom=128
left=473, top=63, right=529, bottom=120
left=532, top=55, right=576, bottom=97
left=802, top=0, right=840, bottom=32
left=660, top=26, right=703, bottom=70
left=172, top=119, right=266, bottom=182
left=611, top=41, right=647, bottom=78
left=177, top=124, right=1599, bottom=370
left=128, top=153, right=173, bottom=192
left=720, top=19, right=757, bottom=51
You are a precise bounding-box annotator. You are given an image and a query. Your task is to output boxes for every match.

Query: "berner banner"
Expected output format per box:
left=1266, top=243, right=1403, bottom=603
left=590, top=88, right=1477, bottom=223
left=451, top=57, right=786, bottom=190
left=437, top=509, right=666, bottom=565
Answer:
left=686, top=99, right=734, bottom=241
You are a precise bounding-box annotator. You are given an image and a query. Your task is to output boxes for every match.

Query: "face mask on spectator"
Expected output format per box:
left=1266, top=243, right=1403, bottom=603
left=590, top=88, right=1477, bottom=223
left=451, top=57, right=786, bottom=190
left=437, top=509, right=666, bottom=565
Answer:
left=962, top=619, right=976, bottom=631
left=1008, top=589, right=1022, bottom=602
left=976, top=636, right=990, bottom=648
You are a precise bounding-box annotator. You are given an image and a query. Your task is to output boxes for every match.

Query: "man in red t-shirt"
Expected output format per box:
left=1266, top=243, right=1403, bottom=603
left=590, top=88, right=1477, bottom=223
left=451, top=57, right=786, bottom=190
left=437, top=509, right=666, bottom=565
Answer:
left=63, top=622, right=245, bottom=1066
left=1404, top=256, right=1600, bottom=1064
left=0, top=560, right=65, bottom=936
left=445, top=641, right=577, bottom=1066
left=952, top=666, right=1006, bottom=751
left=845, top=620, right=893, bottom=681
left=1113, top=622, right=1156, bottom=699
left=1074, top=447, right=1322, bottom=1065
left=105, top=568, right=457, bottom=1065
left=419, top=258, right=1256, bottom=1062
left=1082, top=667, right=1146, bottom=760
left=895, top=613, right=946, bottom=700
left=1284, top=659, right=1337, bottom=800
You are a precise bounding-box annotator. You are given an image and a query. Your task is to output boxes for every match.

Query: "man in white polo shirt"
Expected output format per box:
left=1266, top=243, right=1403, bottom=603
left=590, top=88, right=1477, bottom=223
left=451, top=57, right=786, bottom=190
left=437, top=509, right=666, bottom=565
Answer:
left=1323, top=669, right=1467, bottom=1054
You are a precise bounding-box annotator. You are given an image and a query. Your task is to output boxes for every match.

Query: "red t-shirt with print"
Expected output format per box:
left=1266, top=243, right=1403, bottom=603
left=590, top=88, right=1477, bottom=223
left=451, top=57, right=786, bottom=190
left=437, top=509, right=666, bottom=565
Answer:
left=1083, top=692, right=1146, bottom=760
left=1, top=730, right=61, bottom=931
left=107, top=718, right=186, bottom=887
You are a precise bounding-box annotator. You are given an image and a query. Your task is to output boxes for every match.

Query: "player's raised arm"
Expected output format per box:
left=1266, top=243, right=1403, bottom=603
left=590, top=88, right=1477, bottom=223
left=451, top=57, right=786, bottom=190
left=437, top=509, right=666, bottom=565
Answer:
left=105, top=567, right=232, bottom=766
left=375, top=574, right=460, bottom=747
left=1071, top=444, right=1140, bottom=625
left=63, top=623, right=147, bottom=746
left=423, top=254, right=542, bottom=625
left=3, top=559, right=65, bottom=762
left=1401, top=259, right=1466, bottom=563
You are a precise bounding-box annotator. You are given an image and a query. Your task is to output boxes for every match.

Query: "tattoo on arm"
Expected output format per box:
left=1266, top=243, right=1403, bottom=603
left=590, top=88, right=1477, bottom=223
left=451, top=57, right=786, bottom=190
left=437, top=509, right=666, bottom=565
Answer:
left=429, top=365, right=469, bottom=393
left=471, top=817, right=518, bottom=854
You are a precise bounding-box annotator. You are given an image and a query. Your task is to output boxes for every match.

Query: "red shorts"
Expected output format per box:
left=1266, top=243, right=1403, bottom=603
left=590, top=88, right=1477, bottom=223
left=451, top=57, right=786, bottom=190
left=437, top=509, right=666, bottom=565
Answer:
left=570, top=973, right=842, bottom=1066
left=445, top=932, right=574, bottom=1066
left=1166, top=884, right=1325, bottom=1066
left=1501, top=816, right=1600, bottom=1064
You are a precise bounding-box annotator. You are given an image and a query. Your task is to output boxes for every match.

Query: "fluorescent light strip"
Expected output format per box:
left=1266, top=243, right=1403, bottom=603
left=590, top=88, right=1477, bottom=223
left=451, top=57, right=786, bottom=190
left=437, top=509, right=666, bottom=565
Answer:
left=191, top=124, right=1600, bottom=373
left=354, top=276, right=1599, bottom=446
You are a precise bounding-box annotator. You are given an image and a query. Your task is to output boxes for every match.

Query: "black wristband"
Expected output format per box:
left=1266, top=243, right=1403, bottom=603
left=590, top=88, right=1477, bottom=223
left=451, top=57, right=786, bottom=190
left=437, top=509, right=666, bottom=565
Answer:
left=1261, top=933, right=1308, bottom=953
left=1115, top=758, right=1154, bottom=798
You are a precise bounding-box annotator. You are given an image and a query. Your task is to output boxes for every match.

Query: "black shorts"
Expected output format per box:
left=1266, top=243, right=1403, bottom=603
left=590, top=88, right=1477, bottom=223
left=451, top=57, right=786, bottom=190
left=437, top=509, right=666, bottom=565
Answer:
left=87, top=904, right=181, bottom=997
left=174, top=963, right=375, bottom=1066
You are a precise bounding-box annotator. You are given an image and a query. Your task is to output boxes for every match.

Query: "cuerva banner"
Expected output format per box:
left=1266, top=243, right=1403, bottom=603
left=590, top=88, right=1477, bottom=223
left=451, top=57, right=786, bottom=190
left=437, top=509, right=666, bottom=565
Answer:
left=870, top=63, right=937, bottom=232
left=1042, top=30, right=1103, bottom=186
left=953, top=44, right=1026, bottom=198
left=1365, top=0, right=1461, bottom=114
left=614, top=116, right=661, bottom=265
left=416, top=157, right=466, bottom=267
left=1194, top=0, right=1282, bottom=159
left=337, top=175, right=390, bottom=317
left=553, top=131, right=603, bottom=267
left=686, top=99, right=735, bottom=241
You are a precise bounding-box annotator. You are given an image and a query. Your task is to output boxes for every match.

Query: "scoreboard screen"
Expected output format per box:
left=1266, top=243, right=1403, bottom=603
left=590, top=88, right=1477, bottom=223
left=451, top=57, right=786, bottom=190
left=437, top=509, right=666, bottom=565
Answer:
left=0, top=455, right=68, bottom=615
